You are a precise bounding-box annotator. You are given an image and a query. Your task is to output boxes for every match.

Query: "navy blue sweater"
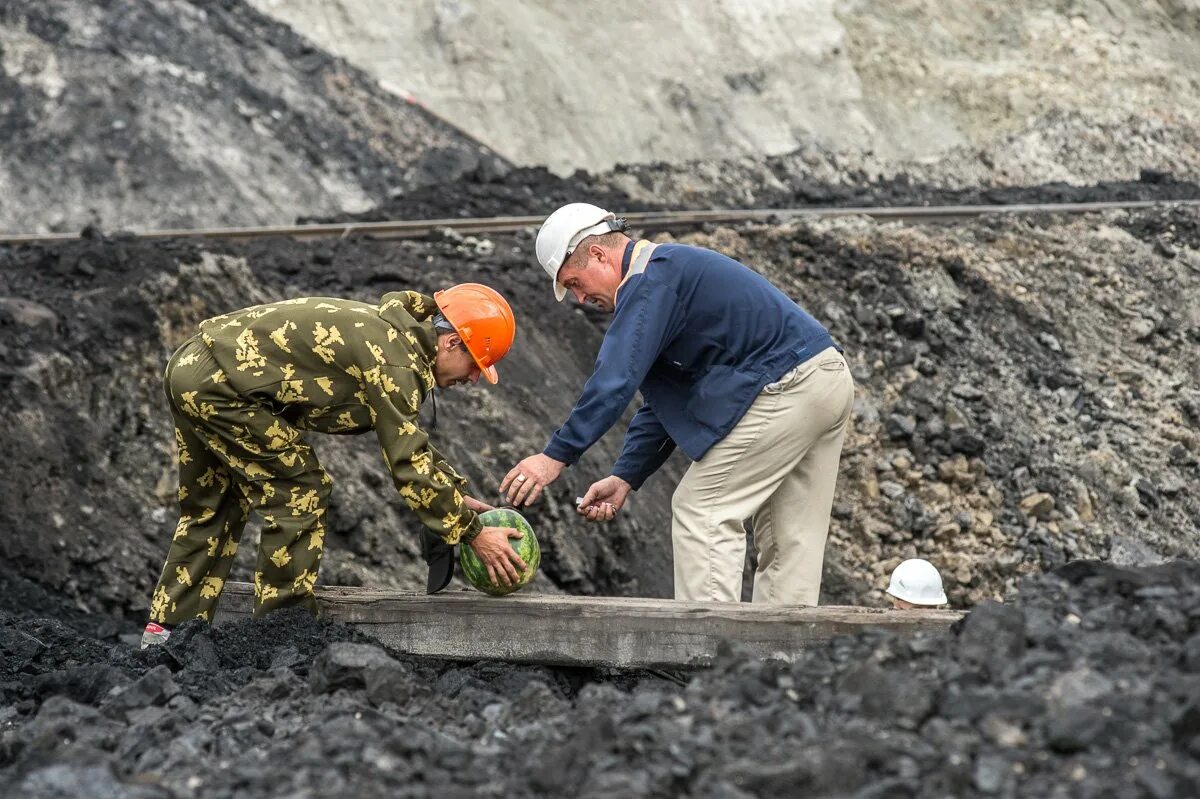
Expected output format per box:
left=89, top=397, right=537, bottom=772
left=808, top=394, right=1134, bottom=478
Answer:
left=543, top=241, right=837, bottom=489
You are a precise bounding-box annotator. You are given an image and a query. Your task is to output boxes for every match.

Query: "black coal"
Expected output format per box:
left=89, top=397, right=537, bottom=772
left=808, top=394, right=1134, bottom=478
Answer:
left=2, top=560, right=1198, bottom=797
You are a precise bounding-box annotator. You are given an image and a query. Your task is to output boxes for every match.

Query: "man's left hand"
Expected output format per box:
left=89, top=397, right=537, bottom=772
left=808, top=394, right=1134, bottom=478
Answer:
left=577, top=475, right=632, bottom=522
left=500, top=454, right=565, bottom=507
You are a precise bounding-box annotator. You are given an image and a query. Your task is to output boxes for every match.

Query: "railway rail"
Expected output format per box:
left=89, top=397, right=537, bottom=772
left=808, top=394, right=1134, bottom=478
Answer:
left=2, top=199, right=1197, bottom=245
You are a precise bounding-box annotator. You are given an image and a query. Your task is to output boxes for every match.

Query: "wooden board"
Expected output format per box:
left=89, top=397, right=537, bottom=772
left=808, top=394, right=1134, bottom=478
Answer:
left=214, top=582, right=964, bottom=669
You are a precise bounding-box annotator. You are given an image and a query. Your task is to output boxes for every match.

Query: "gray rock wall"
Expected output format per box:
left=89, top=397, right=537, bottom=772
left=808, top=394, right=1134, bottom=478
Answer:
left=0, top=1, right=499, bottom=234
left=249, top=0, right=1200, bottom=175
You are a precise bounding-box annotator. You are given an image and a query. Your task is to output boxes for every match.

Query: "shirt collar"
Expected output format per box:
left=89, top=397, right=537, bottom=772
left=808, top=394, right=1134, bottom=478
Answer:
left=620, top=240, right=635, bottom=279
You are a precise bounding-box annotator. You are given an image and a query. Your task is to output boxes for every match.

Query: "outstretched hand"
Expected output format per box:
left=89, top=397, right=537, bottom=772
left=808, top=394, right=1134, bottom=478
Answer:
left=577, top=475, right=632, bottom=523
left=499, top=453, right=565, bottom=507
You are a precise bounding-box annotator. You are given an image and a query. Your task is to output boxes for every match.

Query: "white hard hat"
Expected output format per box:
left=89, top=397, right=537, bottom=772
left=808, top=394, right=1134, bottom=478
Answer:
left=535, top=203, right=621, bottom=301
left=886, top=559, right=948, bottom=605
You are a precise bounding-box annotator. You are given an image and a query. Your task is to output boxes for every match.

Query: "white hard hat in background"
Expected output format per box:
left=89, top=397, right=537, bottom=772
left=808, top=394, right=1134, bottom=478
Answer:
left=886, top=558, right=948, bottom=605
left=535, top=202, right=619, bottom=301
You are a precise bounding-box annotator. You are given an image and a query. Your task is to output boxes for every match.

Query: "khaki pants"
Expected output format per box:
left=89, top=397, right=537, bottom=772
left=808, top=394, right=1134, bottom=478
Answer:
left=671, top=347, right=854, bottom=605
left=148, top=336, right=331, bottom=626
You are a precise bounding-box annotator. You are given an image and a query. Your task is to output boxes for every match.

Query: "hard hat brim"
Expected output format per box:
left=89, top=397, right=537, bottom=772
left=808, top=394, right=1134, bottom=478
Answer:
left=885, top=588, right=948, bottom=605
left=482, top=364, right=498, bottom=384
left=553, top=280, right=567, bottom=302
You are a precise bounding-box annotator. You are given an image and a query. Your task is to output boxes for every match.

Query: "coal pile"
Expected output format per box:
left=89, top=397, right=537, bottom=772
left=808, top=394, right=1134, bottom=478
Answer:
left=0, top=0, right=499, bottom=234
left=312, top=164, right=1200, bottom=224
left=303, top=165, right=659, bottom=222
left=1, top=559, right=1197, bottom=797
left=0, top=225, right=688, bottom=624
left=679, top=207, right=1200, bottom=604
left=2, top=204, right=1198, bottom=624
left=598, top=113, right=1200, bottom=213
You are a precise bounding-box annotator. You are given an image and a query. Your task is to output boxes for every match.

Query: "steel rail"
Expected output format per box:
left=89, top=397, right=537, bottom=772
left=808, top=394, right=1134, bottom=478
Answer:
left=2, top=199, right=1197, bottom=245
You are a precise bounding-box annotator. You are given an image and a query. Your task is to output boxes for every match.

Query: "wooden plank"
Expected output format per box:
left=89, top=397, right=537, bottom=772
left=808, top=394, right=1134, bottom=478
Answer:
left=214, top=582, right=964, bottom=669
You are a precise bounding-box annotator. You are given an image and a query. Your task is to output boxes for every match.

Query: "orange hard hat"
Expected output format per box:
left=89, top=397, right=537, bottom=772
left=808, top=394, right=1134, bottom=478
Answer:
left=433, top=283, right=515, bottom=384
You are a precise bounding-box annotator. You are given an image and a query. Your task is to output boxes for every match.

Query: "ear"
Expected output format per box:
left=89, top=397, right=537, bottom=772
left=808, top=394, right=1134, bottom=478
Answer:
left=440, top=332, right=462, bottom=350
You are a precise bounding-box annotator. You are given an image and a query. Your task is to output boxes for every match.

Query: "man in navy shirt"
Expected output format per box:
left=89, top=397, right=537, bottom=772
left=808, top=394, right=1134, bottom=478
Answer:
left=500, top=203, right=854, bottom=605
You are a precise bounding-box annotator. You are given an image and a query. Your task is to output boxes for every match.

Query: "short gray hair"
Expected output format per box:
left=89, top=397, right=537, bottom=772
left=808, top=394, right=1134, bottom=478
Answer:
left=563, top=228, right=630, bottom=269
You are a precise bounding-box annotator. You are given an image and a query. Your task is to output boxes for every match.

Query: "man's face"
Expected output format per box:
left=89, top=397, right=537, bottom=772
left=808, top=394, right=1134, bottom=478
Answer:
left=558, top=246, right=622, bottom=313
left=432, top=334, right=483, bottom=389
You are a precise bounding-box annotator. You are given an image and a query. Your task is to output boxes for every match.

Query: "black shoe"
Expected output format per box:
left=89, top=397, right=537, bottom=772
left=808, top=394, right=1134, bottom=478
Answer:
left=420, top=529, right=455, bottom=594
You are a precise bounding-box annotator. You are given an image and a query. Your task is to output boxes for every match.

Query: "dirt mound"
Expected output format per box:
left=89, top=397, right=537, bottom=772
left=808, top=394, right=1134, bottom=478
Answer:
left=249, top=1, right=1200, bottom=177
left=598, top=113, right=1200, bottom=212
left=328, top=165, right=1200, bottom=223
left=3, top=204, right=1197, bottom=620
left=0, top=226, right=687, bottom=623
left=303, top=165, right=658, bottom=222
left=2, top=560, right=1197, bottom=796
left=0, top=0, right=499, bottom=234
left=685, top=207, right=1200, bottom=602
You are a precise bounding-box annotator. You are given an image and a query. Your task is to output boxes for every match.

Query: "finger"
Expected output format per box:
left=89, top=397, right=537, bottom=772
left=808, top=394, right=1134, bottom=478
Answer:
left=580, top=486, right=600, bottom=507
left=512, top=478, right=533, bottom=506
left=502, top=476, right=518, bottom=504
left=506, top=475, right=530, bottom=505
left=524, top=483, right=544, bottom=507
left=518, top=480, right=540, bottom=506
left=490, top=556, right=512, bottom=587
left=499, top=467, right=519, bottom=494
left=486, top=562, right=499, bottom=587
left=506, top=528, right=525, bottom=539
left=506, top=550, right=528, bottom=573
left=501, top=554, right=521, bottom=585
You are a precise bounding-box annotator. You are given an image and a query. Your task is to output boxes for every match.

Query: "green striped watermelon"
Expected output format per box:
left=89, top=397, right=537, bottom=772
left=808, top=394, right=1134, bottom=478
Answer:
left=459, top=508, right=540, bottom=596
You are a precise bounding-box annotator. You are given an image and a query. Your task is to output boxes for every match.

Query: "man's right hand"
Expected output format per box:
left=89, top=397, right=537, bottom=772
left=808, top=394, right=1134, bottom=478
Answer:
left=469, top=526, right=527, bottom=587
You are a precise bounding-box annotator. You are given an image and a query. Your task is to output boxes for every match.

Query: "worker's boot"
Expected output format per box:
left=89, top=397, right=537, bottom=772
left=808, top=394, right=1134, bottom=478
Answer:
left=420, top=528, right=455, bottom=594
left=139, top=622, right=172, bottom=649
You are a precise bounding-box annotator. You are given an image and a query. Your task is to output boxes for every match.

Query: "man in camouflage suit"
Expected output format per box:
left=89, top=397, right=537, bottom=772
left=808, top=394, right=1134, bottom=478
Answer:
left=142, top=285, right=521, bottom=647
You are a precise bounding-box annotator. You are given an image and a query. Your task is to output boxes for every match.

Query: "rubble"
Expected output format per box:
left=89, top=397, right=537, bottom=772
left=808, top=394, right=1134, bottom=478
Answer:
left=0, top=0, right=499, bottom=234
left=3, top=561, right=1199, bottom=797
left=3, top=5, right=1200, bottom=794
left=3, top=203, right=1198, bottom=622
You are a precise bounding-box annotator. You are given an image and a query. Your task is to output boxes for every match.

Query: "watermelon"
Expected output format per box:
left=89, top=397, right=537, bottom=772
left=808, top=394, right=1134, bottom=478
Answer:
left=459, top=508, right=540, bottom=596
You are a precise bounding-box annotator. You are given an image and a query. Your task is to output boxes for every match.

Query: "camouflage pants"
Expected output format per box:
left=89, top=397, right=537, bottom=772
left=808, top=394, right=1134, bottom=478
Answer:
left=148, top=336, right=331, bottom=625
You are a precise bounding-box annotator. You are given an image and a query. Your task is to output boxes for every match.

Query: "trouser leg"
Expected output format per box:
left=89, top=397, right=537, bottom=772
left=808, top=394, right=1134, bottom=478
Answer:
left=242, top=466, right=331, bottom=616
left=751, top=415, right=850, bottom=605
left=672, top=347, right=853, bottom=603
left=149, top=335, right=331, bottom=623
left=149, top=415, right=249, bottom=625
left=149, top=339, right=251, bottom=625
left=751, top=350, right=854, bottom=605
left=671, top=392, right=791, bottom=602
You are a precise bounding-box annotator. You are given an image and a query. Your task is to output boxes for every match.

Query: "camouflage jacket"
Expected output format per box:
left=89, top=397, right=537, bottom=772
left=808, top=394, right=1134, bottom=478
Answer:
left=198, top=291, right=481, bottom=545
